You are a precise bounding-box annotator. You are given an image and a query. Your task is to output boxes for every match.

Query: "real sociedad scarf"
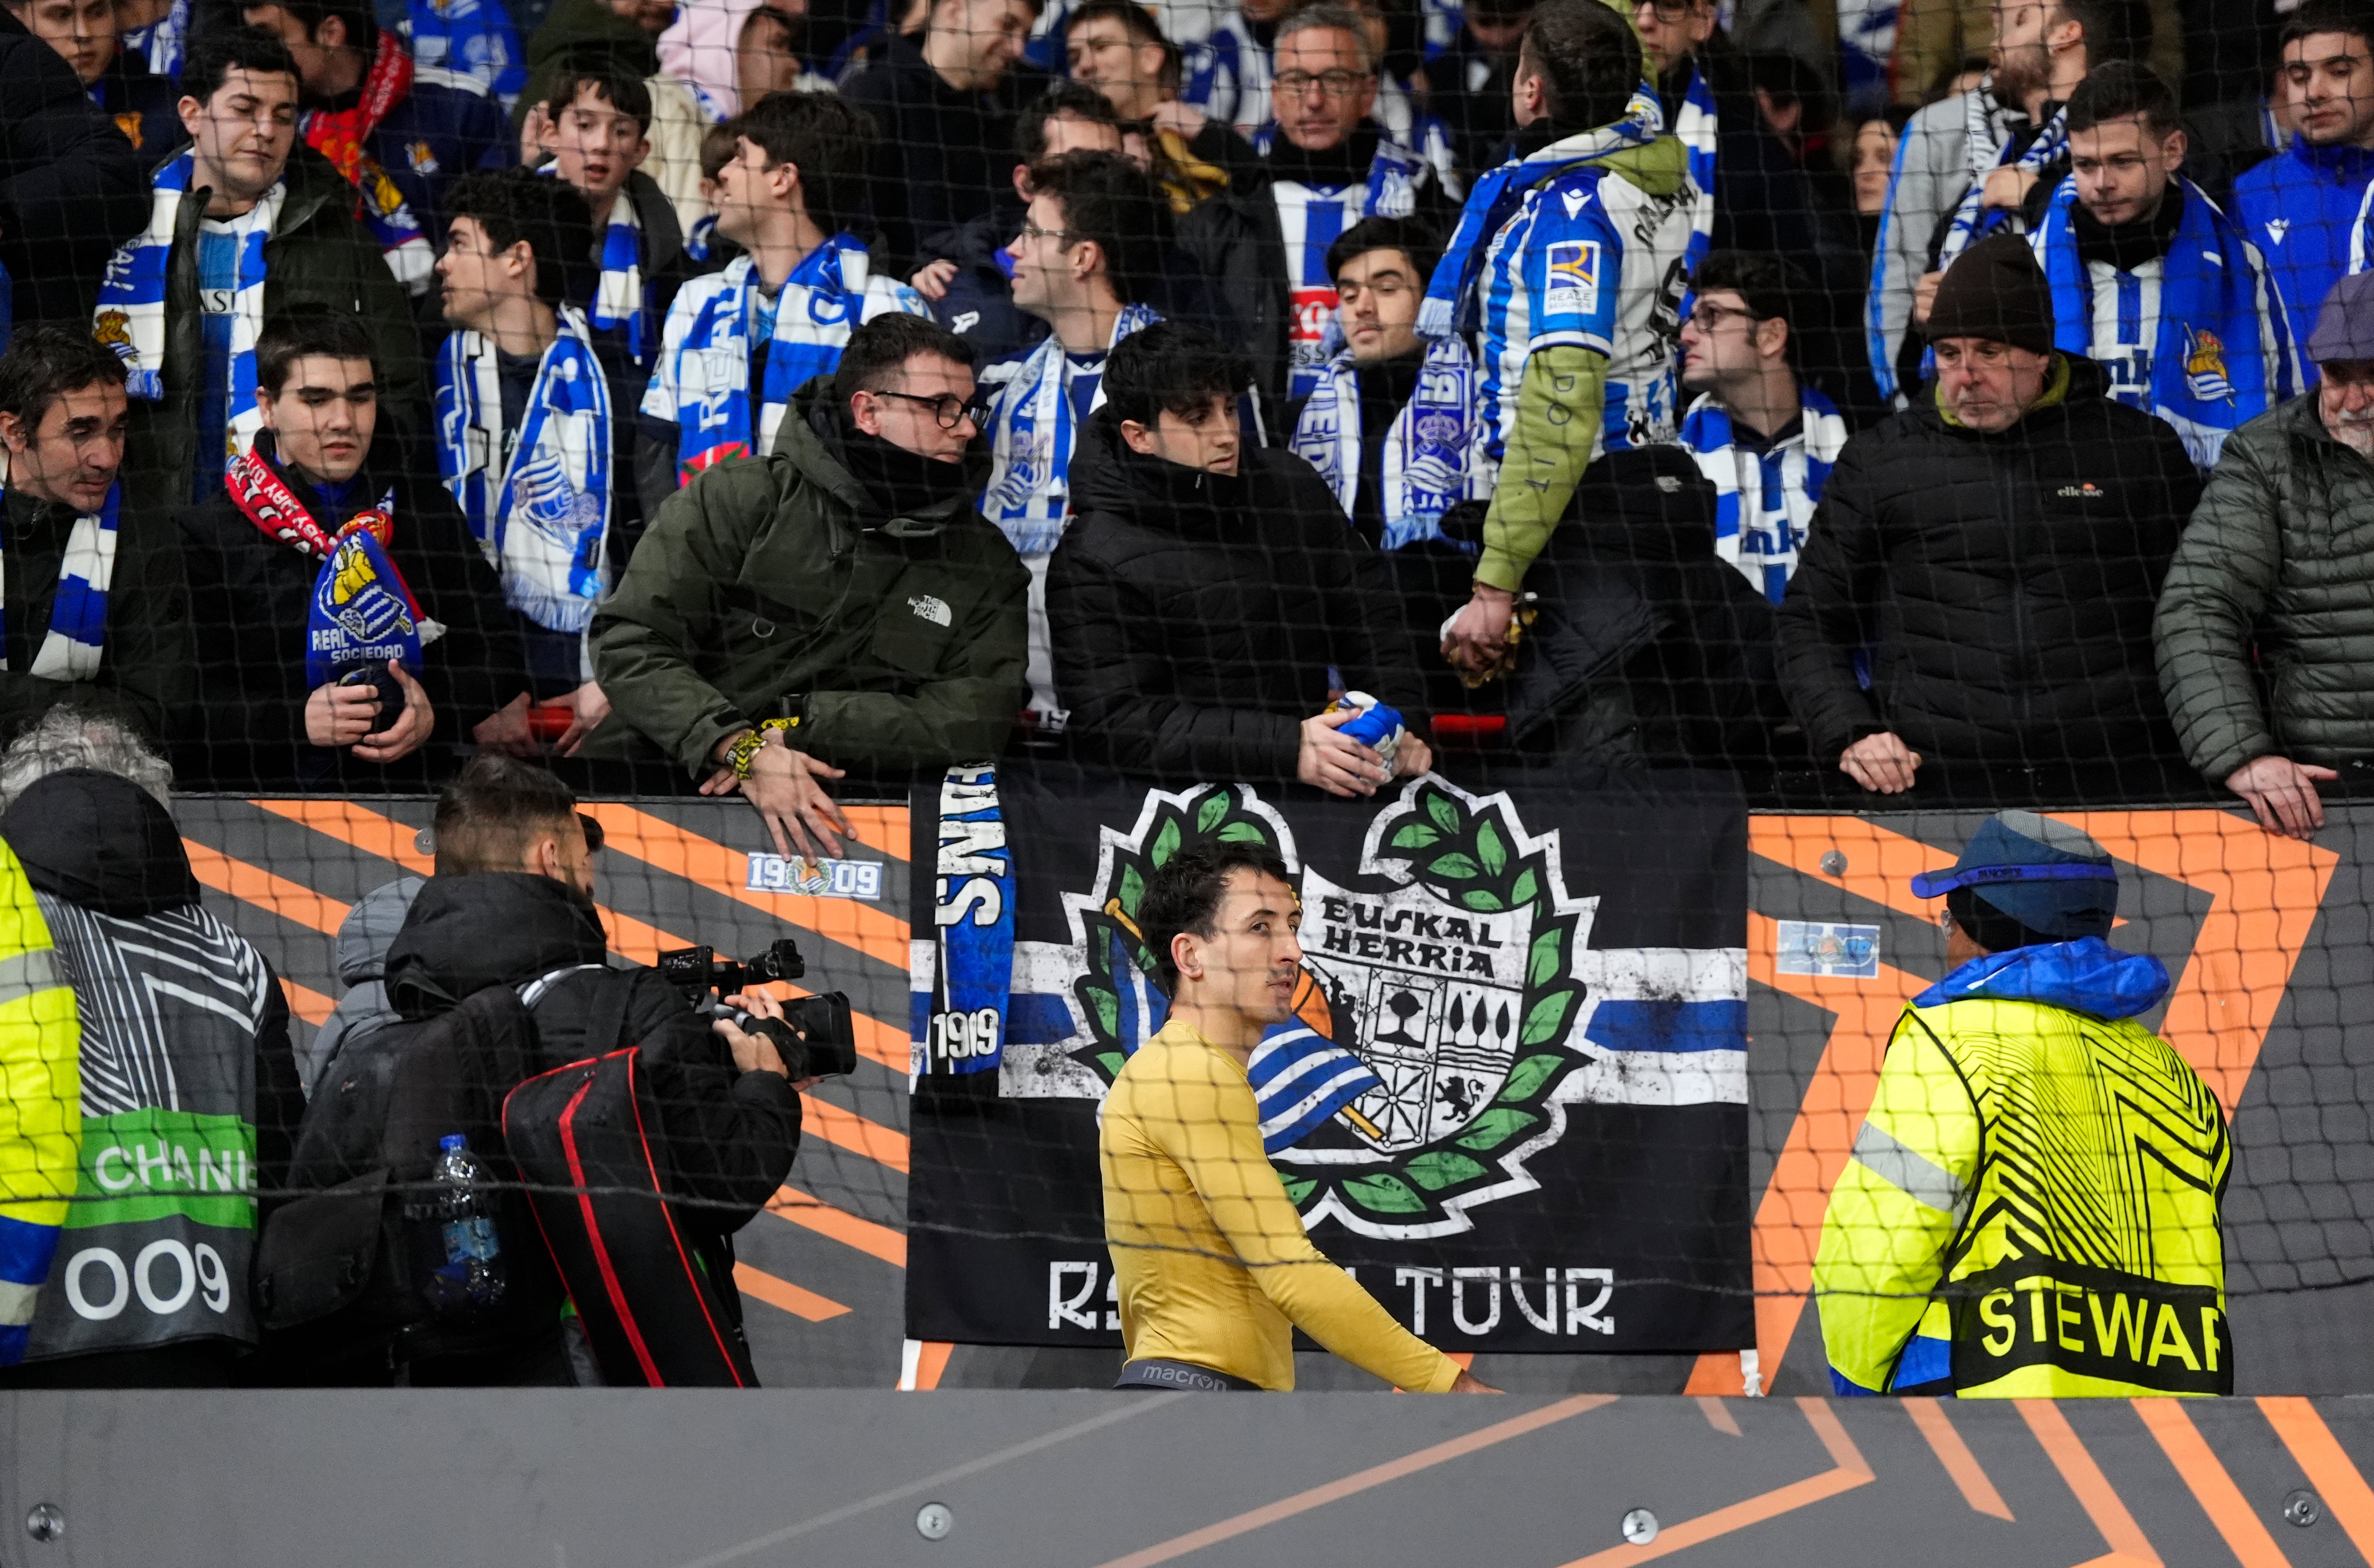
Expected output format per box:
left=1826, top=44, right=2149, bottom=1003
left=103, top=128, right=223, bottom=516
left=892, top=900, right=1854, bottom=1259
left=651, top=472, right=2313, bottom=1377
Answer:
left=536, top=164, right=649, bottom=365
left=1938, top=91, right=2067, bottom=269
left=1674, top=57, right=1718, bottom=275
left=1291, top=334, right=1480, bottom=551
left=981, top=302, right=1160, bottom=555
left=96, top=155, right=282, bottom=472
left=2033, top=176, right=2297, bottom=466
left=1419, top=85, right=1665, bottom=340
left=661, top=241, right=885, bottom=481
left=0, top=477, right=119, bottom=682
left=407, top=0, right=527, bottom=102
left=1679, top=384, right=1845, bottom=604
left=923, top=763, right=1012, bottom=1077
left=225, top=441, right=424, bottom=687
left=433, top=305, right=612, bottom=633
left=298, top=35, right=436, bottom=293
left=121, top=0, right=186, bottom=80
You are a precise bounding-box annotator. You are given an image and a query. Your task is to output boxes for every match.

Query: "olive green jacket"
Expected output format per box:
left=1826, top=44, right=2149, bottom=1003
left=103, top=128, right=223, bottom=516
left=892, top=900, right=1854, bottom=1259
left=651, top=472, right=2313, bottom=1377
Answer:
left=587, top=382, right=1029, bottom=777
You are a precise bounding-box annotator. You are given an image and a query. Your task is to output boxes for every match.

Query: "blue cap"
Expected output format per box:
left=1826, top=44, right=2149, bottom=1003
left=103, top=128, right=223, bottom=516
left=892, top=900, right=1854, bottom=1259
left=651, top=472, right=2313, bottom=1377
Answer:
left=1909, top=811, right=2119, bottom=939
left=439, top=1134, right=466, bottom=1152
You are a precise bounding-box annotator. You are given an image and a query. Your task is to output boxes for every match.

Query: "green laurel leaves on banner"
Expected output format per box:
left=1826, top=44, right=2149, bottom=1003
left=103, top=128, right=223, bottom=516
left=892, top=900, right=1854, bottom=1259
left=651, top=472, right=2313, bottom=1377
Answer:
left=1429, top=852, right=1480, bottom=880
left=1462, top=888, right=1505, bottom=912
left=1118, top=864, right=1144, bottom=920
left=1197, top=793, right=1229, bottom=834
left=1343, top=1173, right=1427, bottom=1214
left=1087, top=982, right=1118, bottom=1037
left=1218, top=822, right=1267, bottom=843
left=1520, top=991, right=1576, bottom=1047
left=1456, top=1107, right=1540, bottom=1151
left=1098, top=1052, right=1126, bottom=1079
left=1528, top=928, right=1562, bottom=988
left=1391, top=821, right=1440, bottom=850
left=1477, top=820, right=1507, bottom=875
left=1426, top=791, right=1461, bottom=833
left=1281, top=1177, right=1316, bottom=1205
left=1151, top=818, right=1181, bottom=868
left=1500, top=1053, right=1565, bottom=1104
left=1403, top=1151, right=1488, bottom=1191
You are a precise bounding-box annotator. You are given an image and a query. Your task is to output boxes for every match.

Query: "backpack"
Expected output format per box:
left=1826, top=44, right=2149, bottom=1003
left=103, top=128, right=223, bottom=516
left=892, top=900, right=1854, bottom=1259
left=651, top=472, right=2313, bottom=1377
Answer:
left=502, top=1046, right=759, bottom=1387
left=253, top=984, right=567, bottom=1371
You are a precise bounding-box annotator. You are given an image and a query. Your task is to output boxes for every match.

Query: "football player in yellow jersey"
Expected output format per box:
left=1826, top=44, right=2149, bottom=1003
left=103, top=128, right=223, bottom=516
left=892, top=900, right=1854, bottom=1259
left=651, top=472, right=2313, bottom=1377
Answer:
left=1100, top=840, right=1498, bottom=1394
left=1816, top=810, right=2231, bottom=1398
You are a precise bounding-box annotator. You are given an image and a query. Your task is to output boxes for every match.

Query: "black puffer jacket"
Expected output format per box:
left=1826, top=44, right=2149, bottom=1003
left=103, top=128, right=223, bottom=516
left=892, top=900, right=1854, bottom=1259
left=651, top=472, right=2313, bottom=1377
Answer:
left=1046, top=410, right=1419, bottom=782
left=2155, top=393, right=2374, bottom=778
left=383, top=874, right=801, bottom=1255
left=1776, top=355, right=2202, bottom=768
left=0, top=9, right=149, bottom=327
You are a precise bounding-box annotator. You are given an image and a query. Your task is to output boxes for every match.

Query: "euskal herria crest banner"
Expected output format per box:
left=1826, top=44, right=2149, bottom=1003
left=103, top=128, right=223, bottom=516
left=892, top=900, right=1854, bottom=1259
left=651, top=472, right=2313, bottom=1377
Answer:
left=905, top=766, right=1754, bottom=1354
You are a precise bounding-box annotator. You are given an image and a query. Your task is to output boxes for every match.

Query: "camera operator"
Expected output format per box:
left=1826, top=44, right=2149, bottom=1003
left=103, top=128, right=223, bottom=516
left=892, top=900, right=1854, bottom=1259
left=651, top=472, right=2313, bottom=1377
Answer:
left=376, top=755, right=812, bottom=1382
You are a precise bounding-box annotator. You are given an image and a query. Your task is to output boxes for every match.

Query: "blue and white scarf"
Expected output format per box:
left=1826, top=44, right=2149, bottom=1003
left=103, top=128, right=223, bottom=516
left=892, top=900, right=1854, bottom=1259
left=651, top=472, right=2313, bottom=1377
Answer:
left=406, top=0, right=527, bottom=104
left=1291, top=334, right=1482, bottom=551
left=1674, top=57, right=1719, bottom=277
left=640, top=241, right=927, bottom=485
left=2032, top=176, right=2297, bottom=469
left=1246, top=1022, right=1383, bottom=1154
left=434, top=305, right=613, bottom=633
left=1937, top=91, right=2068, bottom=270
left=121, top=0, right=186, bottom=80
left=919, top=763, right=1012, bottom=1079
left=0, top=476, right=119, bottom=681
left=1419, top=85, right=1665, bottom=340
left=537, top=164, right=648, bottom=364
left=1678, top=385, right=1848, bottom=603
left=981, top=302, right=1160, bottom=555
left=95, top=153, right=283, bottom=476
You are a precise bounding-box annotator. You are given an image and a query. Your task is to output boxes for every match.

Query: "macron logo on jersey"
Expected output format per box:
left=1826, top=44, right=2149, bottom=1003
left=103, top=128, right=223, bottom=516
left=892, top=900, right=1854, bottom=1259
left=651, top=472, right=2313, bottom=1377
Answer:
left=1546, top=240, right=1602, bottom=317
left=1561, top=187, right=1590, bottom=219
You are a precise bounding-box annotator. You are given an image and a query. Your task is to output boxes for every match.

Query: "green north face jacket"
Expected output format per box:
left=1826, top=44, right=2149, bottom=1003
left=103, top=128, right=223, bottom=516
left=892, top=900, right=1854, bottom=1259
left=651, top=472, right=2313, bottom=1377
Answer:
left=2155, top=393, right=2374, bottom=780
left=586, top=380, right=1029, bottom=777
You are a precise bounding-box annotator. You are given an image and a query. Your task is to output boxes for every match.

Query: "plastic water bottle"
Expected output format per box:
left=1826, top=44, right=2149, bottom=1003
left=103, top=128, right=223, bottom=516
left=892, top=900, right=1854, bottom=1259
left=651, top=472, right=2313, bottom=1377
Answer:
left=1333, top=691, right=1405, bottom=771
left=424, top=1134, right=507, bottom=1316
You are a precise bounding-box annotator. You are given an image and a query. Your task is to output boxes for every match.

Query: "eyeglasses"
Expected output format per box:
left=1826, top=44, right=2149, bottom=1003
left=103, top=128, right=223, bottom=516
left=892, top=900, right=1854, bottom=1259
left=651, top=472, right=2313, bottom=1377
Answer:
left=1016, top=219, right=1083, bottom=246
left=1685, top=302, right=1766, bottom=331
left=1274, top=68, right=1373, bottom=97
left=868, top=388, right=995, bottom=429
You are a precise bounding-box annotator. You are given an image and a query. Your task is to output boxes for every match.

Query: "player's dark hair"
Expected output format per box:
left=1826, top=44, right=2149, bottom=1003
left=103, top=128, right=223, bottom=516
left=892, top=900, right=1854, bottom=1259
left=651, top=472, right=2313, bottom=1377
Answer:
left=735, top=90, right=879, bottom=235
left=256, top=306, right=378, bottom=395
left=1519, top=0, right=1641, bottom=134
left=1017, top=79, right=1121, bottom=161
left=1026, top=150, right=1172, bottom=306
left=1139, top=841, right=1297, bottom=996
left=183, top=26, right=300, bottom=105
left=445, top=167, right=595, bottom=308
left=1326, top=215, right=1443, bottom=291
left=0, top=325, right=126, bottom=431
left=1103, top=321, right=1248, bottom=427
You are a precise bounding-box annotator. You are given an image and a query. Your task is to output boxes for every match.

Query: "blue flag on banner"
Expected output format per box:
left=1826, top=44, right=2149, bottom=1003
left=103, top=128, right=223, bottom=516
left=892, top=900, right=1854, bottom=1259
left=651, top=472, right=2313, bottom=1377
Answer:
left=1246, top=1023, right=1384, bottom=1154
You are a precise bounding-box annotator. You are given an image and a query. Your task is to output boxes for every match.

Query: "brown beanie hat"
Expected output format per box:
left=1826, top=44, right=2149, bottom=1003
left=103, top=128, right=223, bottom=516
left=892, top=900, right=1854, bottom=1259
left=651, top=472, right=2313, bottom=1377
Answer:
left=1924, top=231, right=2055, bottom=355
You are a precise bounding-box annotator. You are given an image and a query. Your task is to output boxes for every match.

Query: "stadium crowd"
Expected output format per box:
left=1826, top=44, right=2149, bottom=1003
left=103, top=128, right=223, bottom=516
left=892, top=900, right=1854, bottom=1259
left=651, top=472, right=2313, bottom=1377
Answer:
left=0, top=0, right=2359, bottom=1388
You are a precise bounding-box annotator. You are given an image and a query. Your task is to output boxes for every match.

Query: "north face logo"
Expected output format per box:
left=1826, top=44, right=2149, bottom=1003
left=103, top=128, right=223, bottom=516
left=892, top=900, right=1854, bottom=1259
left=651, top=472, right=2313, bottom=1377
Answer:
left=909, top=594, right=953, bottom=626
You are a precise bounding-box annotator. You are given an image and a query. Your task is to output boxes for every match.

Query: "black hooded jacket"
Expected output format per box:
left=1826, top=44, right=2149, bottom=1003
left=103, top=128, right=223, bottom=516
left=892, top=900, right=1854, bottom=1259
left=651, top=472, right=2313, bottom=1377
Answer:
left=0, top=8, right=149, bottom=327
left=1046, top=410, right=1419, bottom=781
left=381, top=872, right=801, bottom=1245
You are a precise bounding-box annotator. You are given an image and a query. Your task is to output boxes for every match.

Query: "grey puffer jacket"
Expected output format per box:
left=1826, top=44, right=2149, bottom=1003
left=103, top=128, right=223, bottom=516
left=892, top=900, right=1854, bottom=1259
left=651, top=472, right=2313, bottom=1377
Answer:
left=304, top=876, right=424, bottom=1095
left=2155, top=393, right=2374, bottom=780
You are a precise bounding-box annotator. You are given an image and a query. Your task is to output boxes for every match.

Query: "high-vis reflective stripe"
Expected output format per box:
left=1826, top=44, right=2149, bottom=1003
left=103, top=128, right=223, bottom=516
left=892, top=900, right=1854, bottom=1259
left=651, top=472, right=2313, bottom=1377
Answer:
left=1850, top=1120, right=1964, bottom=1217
left=0, top=948, right=64, bottom=1008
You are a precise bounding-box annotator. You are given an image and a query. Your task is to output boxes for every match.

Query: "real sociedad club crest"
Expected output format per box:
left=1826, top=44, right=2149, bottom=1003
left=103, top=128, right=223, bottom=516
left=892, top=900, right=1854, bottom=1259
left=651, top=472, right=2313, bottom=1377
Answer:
left=1001, top=778, right=1716, bottom=1241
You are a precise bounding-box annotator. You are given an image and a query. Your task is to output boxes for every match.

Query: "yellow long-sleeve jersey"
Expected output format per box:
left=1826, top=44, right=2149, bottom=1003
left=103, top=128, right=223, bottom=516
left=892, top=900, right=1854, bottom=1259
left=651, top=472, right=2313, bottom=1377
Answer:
left=0, top=837, right=79, bottom=1363
left=1815, top=987, right=2229, bottom=1398
left=1100, top=1020, right=1463, bottom=1393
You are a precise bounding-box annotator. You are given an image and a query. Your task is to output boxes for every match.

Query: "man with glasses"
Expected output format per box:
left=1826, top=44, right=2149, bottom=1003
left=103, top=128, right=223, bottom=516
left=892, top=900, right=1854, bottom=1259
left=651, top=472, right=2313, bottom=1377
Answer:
left=593, top=313, right=1027, bottom=858
left=1675, top=250, right=1848, bottom=604
left=635, top=90, right=930, bottom=521
left=1177, top=3, right=1450, bottom=412
left=978, top=150, right=1170, bottom=726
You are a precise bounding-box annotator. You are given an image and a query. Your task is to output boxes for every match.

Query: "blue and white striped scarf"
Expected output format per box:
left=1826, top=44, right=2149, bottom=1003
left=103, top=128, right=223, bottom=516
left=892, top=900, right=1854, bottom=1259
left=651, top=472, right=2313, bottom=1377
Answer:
left=1937, top=92, right=2067, bottom=270
left=407, top=0, right=527, bottom=102
left=1291, top=334, right=1483, bottom=551
left=1419, top=85, right=1665, bottom=340
left=433, top=305, right=613, bottom=633
left=1678, top=385, right=1847, bottom=604
left=537, top=165, right=649, bottom=365
left=0, top=479, right=120, bottom=681
left=1246, top=1023, right=1383, bottom=1154
left=981, top=302, right=1160, bottom=555
left=1674, top=58, right=1718, bottom=278
left=2033, top=176, right=2297, bottom=471
left=641, top=242, right=926, bottom=484
left=95, top=154, right=283, bottom=476
left=120, top=0, right=186, bottom=80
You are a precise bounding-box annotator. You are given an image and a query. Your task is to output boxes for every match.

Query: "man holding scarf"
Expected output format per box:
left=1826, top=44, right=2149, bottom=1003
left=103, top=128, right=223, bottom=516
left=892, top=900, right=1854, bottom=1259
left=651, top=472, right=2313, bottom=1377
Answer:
left=0, top=327, right=189, bottom=745
left=97, top=28, right=425, bottom=521
left=2029, top=62, right=2297, bottom=470
left=979, top=148, right=1168, bottom=726
left=178, top=306, right=531, bottom=788
left=1430, top=0, right=1697, bottom=675
left=636, top=90, right=930, bottom=519
left=241, top=0, right=511, bottom=281
left=1175, top=5, right=1451, bottom=414
left=433, top=166, right=612, bottom=754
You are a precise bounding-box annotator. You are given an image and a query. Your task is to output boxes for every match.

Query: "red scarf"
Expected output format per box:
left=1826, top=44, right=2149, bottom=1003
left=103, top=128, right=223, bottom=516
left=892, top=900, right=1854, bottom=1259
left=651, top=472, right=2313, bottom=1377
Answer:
left=226, top=444, right=421, bottom=615
left=300, top=32, right=413, bottom=187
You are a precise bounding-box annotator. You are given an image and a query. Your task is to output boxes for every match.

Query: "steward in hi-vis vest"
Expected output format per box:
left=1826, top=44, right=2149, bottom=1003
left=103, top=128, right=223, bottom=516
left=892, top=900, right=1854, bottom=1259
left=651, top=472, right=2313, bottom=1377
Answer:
left=1815, top=810, right=2231, bottom=1398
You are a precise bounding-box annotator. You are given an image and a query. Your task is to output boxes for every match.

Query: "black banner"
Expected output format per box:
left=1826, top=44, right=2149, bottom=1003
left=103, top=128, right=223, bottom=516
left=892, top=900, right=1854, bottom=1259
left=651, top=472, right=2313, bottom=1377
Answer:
left=906, top=767, right=1754, bottom=1354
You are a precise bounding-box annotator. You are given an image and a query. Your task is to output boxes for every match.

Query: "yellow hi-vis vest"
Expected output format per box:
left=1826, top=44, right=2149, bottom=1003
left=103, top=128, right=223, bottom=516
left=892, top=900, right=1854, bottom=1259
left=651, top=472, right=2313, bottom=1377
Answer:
left=1814, top=992, right=2230, bottom=1398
